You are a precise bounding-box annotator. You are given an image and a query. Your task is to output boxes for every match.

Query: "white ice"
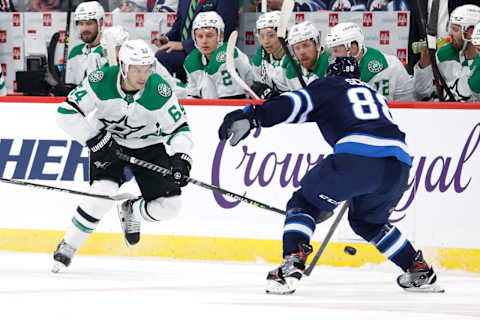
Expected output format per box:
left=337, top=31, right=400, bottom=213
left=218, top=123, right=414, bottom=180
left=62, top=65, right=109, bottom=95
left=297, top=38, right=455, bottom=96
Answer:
left=0, top=251, right=479, bottom=320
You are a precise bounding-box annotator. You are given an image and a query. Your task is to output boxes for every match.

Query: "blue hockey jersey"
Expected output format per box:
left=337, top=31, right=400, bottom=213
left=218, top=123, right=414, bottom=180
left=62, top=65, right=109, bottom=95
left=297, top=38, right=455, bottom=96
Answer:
left=254, top=77, right=412, bottom=166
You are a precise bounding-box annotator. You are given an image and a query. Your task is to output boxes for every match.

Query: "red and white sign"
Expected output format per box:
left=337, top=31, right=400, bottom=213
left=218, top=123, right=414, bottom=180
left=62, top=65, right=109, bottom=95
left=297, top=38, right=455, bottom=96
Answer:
left=27, top=30, right=36, bottom=34
left=397, top=48, right=407, bottom=65
left=363, top=13, right=373, bottom=27
left=167, top=14, right=176, bottom=28
left=295, top=13, right=304, bottom=24
left=136, top=14, right=144, bottom=27
left=105, top=13, right=113, bottom=27
left=329, top=13, right=338, bottom=27
left=13, top=13, right=21, bottom=27
left=245, top=31, right=254, bottom=45
left=43, top=13, right=52, bottom=27
left=59, top=30, right=66, bottom=44
left=13, top=47, right=21, bottom=60
left=0, top=30, right=6, bottom=43
left=397, top=12, right=408, bottom=27
left=380, top=30, right=390, bottom=45
left=1, top=64, right=6, bottom=76
left=151, top=31, right=158, bottom=44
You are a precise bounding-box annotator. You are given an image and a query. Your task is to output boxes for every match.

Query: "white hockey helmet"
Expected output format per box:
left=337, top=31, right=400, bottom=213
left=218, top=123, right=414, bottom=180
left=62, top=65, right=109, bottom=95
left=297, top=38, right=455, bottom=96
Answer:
left=256, top=11, right=281, bottom=31
left=100, top=25, right=129, bottom=47
left=325, top=22, right=365, bottom=57
left=288, top=21, right=320, bottom=47
left=74, top=1, right=105, bottom=29
left=473, top=23, right=480, bottom=46
left=192, top=11, right=225, bottom=47
left=118, top=39, right=155, bottom=79
left=449, top=4, right=480, bottom=38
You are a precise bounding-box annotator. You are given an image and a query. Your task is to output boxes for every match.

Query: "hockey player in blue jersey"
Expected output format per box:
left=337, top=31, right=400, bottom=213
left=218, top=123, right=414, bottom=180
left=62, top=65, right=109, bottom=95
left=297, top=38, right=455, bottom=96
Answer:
left=218, top=57, right=442, bottom=294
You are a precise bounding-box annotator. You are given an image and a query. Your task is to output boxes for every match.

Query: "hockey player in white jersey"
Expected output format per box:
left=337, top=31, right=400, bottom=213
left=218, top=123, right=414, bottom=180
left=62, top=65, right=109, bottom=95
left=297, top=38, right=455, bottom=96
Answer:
left=326, top=22, right=415, bottom=101
left=52, top=39, right=193, bottom=272
left=469, top=23, right=480, bottom=100
left=66, top=1, right=108, bottom=85
left=101, top=25, right=187, bottom=98
left=184, top=11, right=255, bottom=99
left=250, top=11, right=286, bottom=99
left=414, top=4, right=480, bottom=101
left=0, top=65, right=6, bottom=96
left=275, top=21, right=330, bottom=92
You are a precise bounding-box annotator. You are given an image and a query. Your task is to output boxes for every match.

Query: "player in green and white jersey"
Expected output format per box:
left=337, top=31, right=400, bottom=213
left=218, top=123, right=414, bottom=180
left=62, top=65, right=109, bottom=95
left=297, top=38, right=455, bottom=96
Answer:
left=275, top=21, right=330, bottom=92
left=66, top=1, right=107, bottom=85
left=414, top=5, right=480, bottom=101
left=184, top=11, right=255, bottom=99
left=101, top=25, right=187, bottom=98
left=471, top=23, right=480, bottom=101
left=0, top=65, right=6, bottom=96
left=250, top=11, right=286, bottom=99
left=52, top=39, right=193, bottom=273
left=326, top=22, right=415, bottom=101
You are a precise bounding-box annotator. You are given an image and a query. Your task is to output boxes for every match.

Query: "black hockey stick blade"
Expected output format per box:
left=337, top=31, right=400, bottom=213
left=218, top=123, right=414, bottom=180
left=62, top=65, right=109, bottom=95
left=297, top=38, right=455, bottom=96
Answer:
left=116, top=150, right=286, bottom=216
left=304, top=200, right=349, bottom=276
left=0, top=177, right=137, bottom=201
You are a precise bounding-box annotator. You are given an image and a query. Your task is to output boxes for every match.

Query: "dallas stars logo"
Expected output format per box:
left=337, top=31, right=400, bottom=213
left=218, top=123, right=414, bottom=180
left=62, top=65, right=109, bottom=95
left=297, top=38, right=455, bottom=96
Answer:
left=99, top=116, right=145, bottom=139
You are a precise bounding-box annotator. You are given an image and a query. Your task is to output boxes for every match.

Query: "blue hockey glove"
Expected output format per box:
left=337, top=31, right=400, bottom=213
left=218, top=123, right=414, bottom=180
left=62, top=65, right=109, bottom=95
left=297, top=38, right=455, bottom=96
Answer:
left=218, top=105, right=259, bottom=146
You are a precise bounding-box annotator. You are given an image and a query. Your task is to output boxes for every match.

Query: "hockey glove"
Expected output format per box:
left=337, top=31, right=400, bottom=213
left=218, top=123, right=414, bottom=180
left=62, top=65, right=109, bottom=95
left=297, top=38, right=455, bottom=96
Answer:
left=251, top=81, right=280, bottom=99
left=169, top=153, right=192, bottom=187
left=218, top=105, right=259, bottom=146
left=86, top=131, right=121, bottom=168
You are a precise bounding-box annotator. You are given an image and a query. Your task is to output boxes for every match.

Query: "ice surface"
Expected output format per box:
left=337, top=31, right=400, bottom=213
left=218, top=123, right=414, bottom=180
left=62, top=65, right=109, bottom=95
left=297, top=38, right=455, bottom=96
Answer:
left=0, top=251, right=478, bottom=320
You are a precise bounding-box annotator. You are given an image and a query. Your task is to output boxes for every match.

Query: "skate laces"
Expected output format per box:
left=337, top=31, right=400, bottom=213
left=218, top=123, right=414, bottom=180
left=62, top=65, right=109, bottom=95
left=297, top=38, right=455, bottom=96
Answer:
left=410, top=250, right=429, bottom=273
left=280, top=242, right=313, bottom=276
left=123, top=200, right=140, bottom=233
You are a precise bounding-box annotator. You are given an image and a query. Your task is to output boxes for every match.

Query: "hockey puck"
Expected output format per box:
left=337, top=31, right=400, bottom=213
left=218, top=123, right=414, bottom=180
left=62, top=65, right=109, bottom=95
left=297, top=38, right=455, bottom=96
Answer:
left=344, top=246, right=357, bottom=255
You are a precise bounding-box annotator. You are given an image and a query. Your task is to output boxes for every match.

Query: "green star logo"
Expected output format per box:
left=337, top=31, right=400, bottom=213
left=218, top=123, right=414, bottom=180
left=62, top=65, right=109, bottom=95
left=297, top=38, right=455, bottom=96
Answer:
left=99, top=116, right=145, bottom=139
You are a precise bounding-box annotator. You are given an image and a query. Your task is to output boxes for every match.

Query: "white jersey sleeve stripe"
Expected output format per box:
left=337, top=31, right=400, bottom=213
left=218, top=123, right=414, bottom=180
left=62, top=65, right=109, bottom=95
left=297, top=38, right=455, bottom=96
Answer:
left=297, top=89, right=314, bottom=123
left=283, top=91, right=303, bottom=123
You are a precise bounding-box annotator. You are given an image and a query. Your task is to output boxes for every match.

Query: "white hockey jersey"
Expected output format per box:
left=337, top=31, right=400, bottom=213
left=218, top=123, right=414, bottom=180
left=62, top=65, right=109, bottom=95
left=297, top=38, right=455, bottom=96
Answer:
left=414, top=43, right=480, bottom=101
left=57, top=65, right=193, bottom=157
left=66, top=43, right=107, bottom=85
left=359, top=47, right=415, bottom=101
left=184, top=43, right=255, bottom=99
left=251, top=45, right=287, bottom=89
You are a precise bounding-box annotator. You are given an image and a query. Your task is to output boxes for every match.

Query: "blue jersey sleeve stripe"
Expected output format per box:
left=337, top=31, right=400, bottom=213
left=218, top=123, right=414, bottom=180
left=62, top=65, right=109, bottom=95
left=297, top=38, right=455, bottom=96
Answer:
left=284, top=92, right=303, bottom=123
left=297, top=89, right=314, bottom=123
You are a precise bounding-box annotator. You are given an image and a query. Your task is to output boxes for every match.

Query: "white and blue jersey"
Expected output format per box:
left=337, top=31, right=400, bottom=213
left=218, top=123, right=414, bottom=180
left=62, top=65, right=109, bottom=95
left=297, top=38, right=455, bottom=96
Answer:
left=255, top=76, right=411, bottom=166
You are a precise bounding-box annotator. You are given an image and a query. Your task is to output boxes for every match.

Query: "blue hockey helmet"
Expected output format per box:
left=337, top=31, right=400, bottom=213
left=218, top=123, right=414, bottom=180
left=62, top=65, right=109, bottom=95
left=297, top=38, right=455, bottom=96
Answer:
left=326, top=56, right=360, bottom=79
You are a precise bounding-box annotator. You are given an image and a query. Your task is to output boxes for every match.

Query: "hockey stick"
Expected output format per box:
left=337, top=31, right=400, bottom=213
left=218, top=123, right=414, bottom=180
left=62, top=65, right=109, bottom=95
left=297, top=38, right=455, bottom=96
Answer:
left=0, top=177, right=137, bottom=201
left=426, top=0, right=456, bottom=101
left=226, top=31, right=260, bottom=100
left=277, top=0, right=307, bottom=88
left=103, top=30, right=118, bottom=66
left=303, top=200, right=349, bottom=276
left=60, top=0, right=73, bottom=84
left=261, top=0, right=267, bottom=12
left=115, top=150, right=286, bottom=215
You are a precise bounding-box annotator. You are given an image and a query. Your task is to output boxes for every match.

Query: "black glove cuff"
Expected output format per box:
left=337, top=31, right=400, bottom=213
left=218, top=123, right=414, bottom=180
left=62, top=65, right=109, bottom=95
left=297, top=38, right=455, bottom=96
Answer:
left=86, top=131, right=112, bottom=152
left=173, top=153, right=192, bottom=170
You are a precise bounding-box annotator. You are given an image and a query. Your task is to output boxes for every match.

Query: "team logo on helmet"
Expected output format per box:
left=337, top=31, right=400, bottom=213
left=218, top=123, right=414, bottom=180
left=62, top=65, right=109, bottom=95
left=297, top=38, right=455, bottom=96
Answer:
left=216, top=51, right=227, bottom=63
left=88, top=70, right=104, bottom=82
left=158, top=83, right=172, bottom=97
left=367, top=60, right=383, bottom=73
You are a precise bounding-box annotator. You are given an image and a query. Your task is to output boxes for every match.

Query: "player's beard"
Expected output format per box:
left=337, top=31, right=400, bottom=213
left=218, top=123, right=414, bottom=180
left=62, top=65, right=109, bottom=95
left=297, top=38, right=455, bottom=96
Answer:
left=81, top=30, right=99, bottom=44
left=451, top=37, right=463, bottom=51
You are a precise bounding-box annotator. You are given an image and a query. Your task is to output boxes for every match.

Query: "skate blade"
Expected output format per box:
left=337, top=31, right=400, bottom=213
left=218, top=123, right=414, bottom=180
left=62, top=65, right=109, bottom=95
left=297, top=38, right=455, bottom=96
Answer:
left=403, top=283, right=445, bottom=293
left=265, top=279, right=297, bottom=295
left=51, top=261, right=66, bottom=274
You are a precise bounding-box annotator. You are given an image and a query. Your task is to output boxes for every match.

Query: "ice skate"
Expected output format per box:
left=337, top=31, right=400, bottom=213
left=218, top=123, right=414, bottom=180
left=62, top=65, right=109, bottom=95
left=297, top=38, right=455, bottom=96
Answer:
left=397, top=250, right=444, bottom=293
left=266, top=242, right=313, bottom=295
left=52, top=240, right=77, bottom=273
left=117, top=199, right=141, bottom=246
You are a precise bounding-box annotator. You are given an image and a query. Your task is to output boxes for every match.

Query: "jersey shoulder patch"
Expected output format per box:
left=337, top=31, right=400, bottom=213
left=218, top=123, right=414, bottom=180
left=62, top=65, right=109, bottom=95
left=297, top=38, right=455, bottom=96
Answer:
left=207, top=43, right=236, bottom=75
left=360, top=47, right=389, bottom=83
left=437, top=43, right=460, bottom=63
left=184, top=49, right=205, bottom=73
left=137, top=73, right=173, bottom=111
left=88, top=65, right=122, bottom=100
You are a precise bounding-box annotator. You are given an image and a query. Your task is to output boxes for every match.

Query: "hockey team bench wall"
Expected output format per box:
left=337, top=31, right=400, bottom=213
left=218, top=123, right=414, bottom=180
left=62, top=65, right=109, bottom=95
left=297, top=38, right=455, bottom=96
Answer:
left=0, top=97, right=479, bottom=273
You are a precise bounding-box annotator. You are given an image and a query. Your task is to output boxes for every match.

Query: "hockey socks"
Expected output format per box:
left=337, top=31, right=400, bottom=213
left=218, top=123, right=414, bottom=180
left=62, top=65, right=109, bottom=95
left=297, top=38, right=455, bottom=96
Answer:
left=282, top=212, right=316, bottom=256
left=370, top=224, right=416, bottom=271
